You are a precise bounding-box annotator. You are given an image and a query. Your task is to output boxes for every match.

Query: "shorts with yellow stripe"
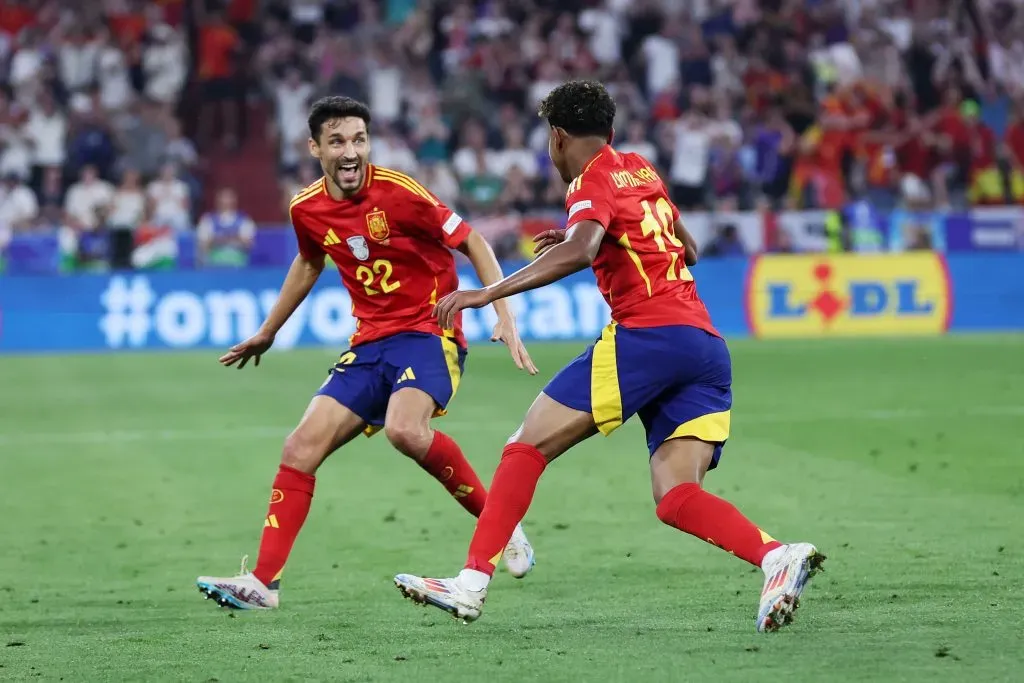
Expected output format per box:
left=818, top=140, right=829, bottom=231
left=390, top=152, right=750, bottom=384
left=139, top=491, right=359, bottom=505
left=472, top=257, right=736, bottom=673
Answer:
left=544, top=323, right=732, bottom=468
left=316, top=332, right=466, bottom=435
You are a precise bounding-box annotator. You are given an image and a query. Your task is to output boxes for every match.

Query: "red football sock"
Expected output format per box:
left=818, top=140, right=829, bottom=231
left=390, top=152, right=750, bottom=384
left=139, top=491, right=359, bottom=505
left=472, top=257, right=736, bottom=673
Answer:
left=252, top=464, right=316, bottom=588
left=656, top=483, right=782, bottom=567
left=418, top=430, right=488, bottom=517
left=464, top=443, right=547, bottom=576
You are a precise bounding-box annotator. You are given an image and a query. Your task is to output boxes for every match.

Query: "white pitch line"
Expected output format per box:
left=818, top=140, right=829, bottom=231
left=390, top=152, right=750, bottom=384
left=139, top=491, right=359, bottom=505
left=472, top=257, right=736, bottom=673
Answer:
left=0, top=406, right=1021, bottom=447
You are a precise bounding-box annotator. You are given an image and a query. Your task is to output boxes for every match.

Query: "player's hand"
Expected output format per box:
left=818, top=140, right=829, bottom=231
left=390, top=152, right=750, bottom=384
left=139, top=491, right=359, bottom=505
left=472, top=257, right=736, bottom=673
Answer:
left=219, top=330, right=275, bottom=369
left=532, top=229, right=566, bottom=256
left=491, top=317, right=538, bottom=376
left=434, top=289, right=490, bottom=330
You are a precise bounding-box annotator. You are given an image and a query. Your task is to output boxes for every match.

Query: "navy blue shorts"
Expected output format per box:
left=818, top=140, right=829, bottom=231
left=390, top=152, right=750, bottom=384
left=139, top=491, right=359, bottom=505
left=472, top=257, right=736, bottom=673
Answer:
left=316, top=332, right=467, bottom=435
left=544, top=323, right=733, bottom=468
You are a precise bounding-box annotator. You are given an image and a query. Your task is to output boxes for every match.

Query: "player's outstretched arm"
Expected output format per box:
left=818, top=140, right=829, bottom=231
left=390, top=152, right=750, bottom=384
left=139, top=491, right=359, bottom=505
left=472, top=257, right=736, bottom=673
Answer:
left=457, top=230, right=538, bottom=375
left=219, top=253, right=324, bottom=368
left=674, top=217, right=699, bottom=266
left=434, top=220, right=604, bottom=329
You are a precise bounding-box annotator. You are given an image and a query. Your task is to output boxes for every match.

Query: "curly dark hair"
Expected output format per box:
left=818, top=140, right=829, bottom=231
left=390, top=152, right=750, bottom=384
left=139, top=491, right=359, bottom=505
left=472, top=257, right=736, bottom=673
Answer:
left=537, top=80, right=616, bottom=138
left=308, top=96, right=372, bottom=141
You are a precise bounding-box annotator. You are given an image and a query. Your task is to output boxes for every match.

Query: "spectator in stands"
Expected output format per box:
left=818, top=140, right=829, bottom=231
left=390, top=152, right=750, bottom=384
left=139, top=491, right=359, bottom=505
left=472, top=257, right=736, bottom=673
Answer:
left=929, top=88, right=972, bottom=209
left=26, top=92, right=67, bottom=191
left=272, top=65, right=314, bottom=174
left=418, top=159, right=460, bottom=208
left=962, top=101, right=1003, bottom=206
left=36, top=167, right=64, bottom=227
left=197, top=187, right=255, bottom=268
left=496, top=124, right=538, bottom=181
left=64, top=164, right=114, bottom=232
left=1005, top=99, right=1024, bottom=204
left=371, top=123, right=419, bottom=175
left=0, top=171, right=38, bottom=232
left=117, top=98, right=169, bottom=179
left=163, top=117, right=201, bottom=212
left=59, top=25, right=100, bottom=97
left=67, top=99, right=118, bottom=181
left=453, top=119, right=504, bottom=211
left=751, top=105, right=796, bottom=209
left=143, top=23, right=187, bottom=111
left=8, top=27, right=43, bottom=104
left=196, top=7, right=241, bottom=149
left=0, top=96, right=30, bottom=182
left=499, top=165, right=535, bottom=216
left=145, top=160, right=189, bottom=232
left=108, top=168, right=146, bottom=269
left=641, top=17, right=681, bottom=99
left=96, top=26, right=134, bottom=115
left=61, top=164, right=114, bottom=273
left=703, top=223, right=747, bottom=258
left=280, top=161, right=319, bottom=214
left=669, top=90, right=713, bottom=210
left=410, top=98, right=450, bottom=164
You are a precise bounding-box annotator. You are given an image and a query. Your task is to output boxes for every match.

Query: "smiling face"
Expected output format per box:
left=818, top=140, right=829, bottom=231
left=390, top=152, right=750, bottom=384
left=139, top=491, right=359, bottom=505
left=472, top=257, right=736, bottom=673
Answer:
left=309, top=116, right=370, bottom=196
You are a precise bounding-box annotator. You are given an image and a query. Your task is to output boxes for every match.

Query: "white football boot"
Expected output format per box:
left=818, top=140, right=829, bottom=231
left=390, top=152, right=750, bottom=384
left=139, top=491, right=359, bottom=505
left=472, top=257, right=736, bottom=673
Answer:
left=394, top=573, right=487, bottom=623
left=197, top=556, right=279, bottom=610
left=756, top=542, right=826, bottom=632
left=502, top=523, right=535, bottom=578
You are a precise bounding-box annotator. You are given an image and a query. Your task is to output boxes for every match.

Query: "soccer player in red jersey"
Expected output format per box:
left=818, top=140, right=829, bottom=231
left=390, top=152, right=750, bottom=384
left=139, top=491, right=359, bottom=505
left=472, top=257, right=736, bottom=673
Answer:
left=197, top=97, right=538, bottom=610
left=394, top=81, right=825, bottom=633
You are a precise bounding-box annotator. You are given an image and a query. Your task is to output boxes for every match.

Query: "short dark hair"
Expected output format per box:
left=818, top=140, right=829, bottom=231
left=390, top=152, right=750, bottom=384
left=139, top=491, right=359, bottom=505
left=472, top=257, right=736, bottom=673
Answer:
left=308, top=96, right=372, bottom=141
left=537, top=80, right=616, bottom=138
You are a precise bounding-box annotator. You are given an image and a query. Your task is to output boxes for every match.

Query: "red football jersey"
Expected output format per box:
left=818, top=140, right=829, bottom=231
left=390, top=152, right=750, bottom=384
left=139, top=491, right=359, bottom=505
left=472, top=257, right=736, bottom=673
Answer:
left=565, top=146, right=718, bottom=335
left=290, top=166, right=472, bottom=347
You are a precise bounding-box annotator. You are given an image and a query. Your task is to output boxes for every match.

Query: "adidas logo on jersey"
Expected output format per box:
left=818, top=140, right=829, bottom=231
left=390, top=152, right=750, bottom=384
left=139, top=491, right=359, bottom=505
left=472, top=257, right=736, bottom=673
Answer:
left=323, top=229, right=341, bottom=246
left=396, top=367, right=416, bottom=383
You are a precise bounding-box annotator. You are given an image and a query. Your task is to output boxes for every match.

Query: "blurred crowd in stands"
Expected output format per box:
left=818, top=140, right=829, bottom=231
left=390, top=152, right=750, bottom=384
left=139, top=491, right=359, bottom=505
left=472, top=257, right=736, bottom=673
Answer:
left=2, top=0, right=1024, bottom=272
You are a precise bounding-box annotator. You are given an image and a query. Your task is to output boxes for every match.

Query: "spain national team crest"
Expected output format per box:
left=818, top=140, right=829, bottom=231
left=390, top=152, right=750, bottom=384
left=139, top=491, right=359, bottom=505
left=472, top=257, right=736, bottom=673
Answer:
left=365, top=208, right=390, bottom=242
left=346, top=235, right=369, bottom=261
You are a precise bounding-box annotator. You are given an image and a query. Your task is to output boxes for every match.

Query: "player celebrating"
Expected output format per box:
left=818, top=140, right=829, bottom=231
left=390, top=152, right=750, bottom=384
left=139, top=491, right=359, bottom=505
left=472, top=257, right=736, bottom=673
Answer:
left=197, top=96, right=537, bottom=610
left=394, top=81, right=824, bottom=632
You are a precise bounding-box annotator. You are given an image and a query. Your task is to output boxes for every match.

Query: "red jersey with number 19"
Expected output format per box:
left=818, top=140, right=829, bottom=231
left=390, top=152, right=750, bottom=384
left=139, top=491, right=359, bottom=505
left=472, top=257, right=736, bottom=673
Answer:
left=564, top=146, right=718, bottom=336
left=289, top=166, right=472, bottom=348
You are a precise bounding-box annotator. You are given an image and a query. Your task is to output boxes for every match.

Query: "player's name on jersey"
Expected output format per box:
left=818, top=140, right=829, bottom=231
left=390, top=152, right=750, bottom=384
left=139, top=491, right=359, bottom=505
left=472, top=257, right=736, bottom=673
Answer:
left=609, top=166, right=661, bottom=190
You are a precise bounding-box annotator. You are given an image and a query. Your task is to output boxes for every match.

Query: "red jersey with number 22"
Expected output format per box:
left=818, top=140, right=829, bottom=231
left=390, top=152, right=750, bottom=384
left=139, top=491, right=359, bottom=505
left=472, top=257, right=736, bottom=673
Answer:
left=565, top=146, right=718, bottom=335
left=290, top=166, right=471, bottom=348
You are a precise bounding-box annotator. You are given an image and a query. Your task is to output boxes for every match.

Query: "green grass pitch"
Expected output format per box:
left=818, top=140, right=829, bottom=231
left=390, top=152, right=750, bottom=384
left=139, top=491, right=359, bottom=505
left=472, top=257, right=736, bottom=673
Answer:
left=1, top=336, right=1022, bottom=682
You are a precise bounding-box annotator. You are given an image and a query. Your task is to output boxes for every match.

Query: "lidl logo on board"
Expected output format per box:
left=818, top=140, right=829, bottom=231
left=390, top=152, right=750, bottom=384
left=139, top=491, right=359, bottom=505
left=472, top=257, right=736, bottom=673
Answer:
left=745, top=253, right=952, bottom=338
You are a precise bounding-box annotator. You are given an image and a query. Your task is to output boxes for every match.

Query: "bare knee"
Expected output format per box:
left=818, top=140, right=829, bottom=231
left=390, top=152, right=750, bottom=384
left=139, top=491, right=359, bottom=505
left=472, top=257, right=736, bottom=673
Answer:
left=504, top=426, right=558, bottom=461
left=650, top=438, right=714, bottom=504
left=385, top=420, right=432, bottom=459
left=281, top=430, right=326, bottom=474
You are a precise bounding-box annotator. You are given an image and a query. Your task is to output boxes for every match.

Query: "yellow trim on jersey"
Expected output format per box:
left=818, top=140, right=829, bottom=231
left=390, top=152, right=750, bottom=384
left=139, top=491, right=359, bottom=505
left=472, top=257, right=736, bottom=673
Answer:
left=591, top=322, right=622, bottom=435
left=374, top=168, right=440, bottom=206
left=665, top=410, right=732, bottom=444
left=289, top=177, right=325, bottom=208
left=288, top=177, right=326, bottom=221
left=617, top=233, right=652, bottom=296
left=582, top=154, right=603, bottom=174
left=376, top=167, right=432, bottom=198
left=363, top=424, right=383, bottom=438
